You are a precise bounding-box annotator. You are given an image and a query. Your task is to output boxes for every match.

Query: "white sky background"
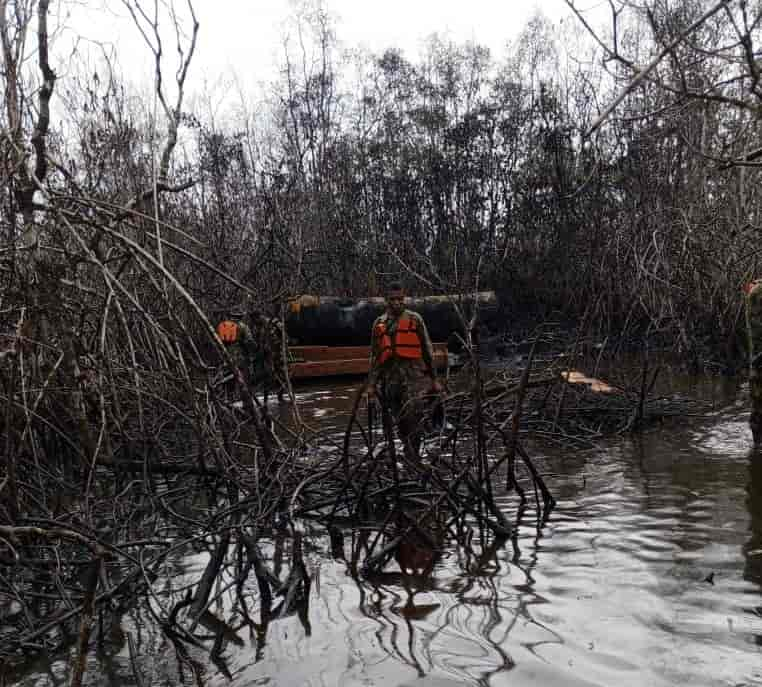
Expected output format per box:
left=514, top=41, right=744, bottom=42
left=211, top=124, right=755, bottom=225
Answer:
left=54, top=0, right=610, bottom=114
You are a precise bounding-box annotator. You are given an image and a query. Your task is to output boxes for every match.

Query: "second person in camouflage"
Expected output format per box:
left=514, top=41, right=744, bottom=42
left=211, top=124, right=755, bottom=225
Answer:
left=250, top=310, right=291, bottom=403
left=217, top=316, right=260, bottom=387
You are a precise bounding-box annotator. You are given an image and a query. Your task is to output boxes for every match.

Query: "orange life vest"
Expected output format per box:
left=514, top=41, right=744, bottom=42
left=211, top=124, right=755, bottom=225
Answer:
left=217, top=320, right=239, bottom=344
left=374, top=315, right=422, bottom=364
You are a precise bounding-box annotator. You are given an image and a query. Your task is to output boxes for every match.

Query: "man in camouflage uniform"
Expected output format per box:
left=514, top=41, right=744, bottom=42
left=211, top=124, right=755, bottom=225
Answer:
left=746, top=280, right=762, bottom=443
left=250, top=310, right=290, bottom=403
left=367, top=283, right=442, bottom=461
left=217, top=315, right=261, bottom=388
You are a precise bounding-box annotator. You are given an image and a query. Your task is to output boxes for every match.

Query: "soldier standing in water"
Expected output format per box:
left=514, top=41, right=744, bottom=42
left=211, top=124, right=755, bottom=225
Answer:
left=217, top=307, right=291, bottom=404
left=366, top=282, right=442, bottom=461
left=216, top=313, right=259, bottom=387
left=250, top=309, right=290, bottom=403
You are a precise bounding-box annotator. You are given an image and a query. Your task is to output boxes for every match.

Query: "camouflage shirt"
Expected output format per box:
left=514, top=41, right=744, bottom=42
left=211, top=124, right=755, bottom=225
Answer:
left=225, top=320, right=260, bottom=374
left=368, top=309, right=436, bottom=386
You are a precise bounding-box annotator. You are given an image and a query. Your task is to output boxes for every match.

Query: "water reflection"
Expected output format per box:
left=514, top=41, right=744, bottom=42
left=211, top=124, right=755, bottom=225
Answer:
left=746, top=452, right=762, bottom=588
left=343, top=527, right=516, bottom=686
left=10, top=372, right=762, bottom=686
left=745, top=452, right=762, bottom=651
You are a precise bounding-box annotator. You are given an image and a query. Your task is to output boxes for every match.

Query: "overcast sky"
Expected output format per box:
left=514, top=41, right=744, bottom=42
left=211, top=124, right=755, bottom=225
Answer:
left=57, top=0, right=606, bottom=98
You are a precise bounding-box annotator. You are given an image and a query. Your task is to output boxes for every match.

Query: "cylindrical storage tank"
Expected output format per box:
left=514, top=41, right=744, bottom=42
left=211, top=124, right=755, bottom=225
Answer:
left=285, top=292, right=499, bottom=345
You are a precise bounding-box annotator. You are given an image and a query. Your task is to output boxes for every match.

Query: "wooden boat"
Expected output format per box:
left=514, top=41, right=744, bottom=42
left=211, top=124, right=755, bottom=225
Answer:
left=288, top=343, right=450, bottom=380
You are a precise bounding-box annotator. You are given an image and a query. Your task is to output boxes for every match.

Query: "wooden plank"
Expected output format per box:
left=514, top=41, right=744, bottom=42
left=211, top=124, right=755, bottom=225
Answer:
left=560, top=370, right=618, bottom=393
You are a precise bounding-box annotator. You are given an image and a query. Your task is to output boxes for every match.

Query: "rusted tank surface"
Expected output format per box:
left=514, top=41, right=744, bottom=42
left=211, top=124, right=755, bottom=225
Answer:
left=285, top=291, right=499, bottom=346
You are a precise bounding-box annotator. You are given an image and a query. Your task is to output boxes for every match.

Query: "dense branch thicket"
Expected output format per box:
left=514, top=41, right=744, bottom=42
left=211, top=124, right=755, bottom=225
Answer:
left=0, top=0, right=760, bottom=679
left=5, top=2, right=759, bottom=357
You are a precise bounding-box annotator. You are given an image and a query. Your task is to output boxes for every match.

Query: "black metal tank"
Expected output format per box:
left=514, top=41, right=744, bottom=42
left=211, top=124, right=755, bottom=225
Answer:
left=284, top=292, right=499, bottom=346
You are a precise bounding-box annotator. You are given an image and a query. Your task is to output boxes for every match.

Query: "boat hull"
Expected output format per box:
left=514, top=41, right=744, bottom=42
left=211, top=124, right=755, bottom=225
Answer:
left=289, top=343, right=449, bottom=380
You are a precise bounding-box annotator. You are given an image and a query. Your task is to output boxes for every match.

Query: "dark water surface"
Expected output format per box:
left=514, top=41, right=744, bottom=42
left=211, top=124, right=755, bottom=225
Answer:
left=15, top=373, right=762, bottom=686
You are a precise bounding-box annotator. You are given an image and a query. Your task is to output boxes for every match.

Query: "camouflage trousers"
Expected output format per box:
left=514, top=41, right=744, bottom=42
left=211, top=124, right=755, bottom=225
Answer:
left=229, top=353, right=287, bottom=402
left=252, top=357, right=288, bottom=401
left=751, top=367, right=762, bottom=444
left=378, top=361, right=429, bottom=461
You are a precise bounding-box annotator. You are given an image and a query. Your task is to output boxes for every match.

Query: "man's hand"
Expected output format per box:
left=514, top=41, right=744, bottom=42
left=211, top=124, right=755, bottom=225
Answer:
left=429, top=378, right=443, bottom=394
left=364, top=383, right=377, bottom=402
